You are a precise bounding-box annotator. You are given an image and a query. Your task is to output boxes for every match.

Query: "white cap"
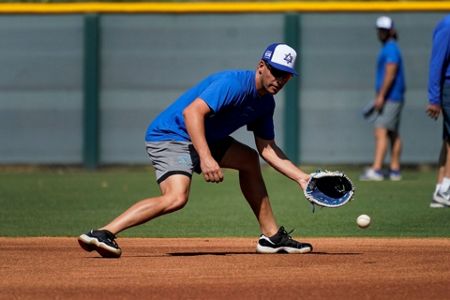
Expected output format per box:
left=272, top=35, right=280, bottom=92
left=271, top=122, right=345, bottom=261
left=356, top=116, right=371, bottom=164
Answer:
left=262, top=43, right=298, bottom=75
left=376, top=16, right=394, bottom=30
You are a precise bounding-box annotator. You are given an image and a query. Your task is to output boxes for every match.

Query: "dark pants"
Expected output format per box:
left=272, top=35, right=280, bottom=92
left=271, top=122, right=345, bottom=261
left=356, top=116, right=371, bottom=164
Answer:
left=442, top=83, right=450, bottom=141
left=439, top=83, right=450, bottom=166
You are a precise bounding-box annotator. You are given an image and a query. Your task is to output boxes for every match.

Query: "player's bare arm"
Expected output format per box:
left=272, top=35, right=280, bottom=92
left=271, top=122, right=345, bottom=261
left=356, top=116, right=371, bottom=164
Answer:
left=255, top=136, right=309, bottom=189
left=375, top=62, right=397, bottom=110
left=183, top=98, right=224, bottom=183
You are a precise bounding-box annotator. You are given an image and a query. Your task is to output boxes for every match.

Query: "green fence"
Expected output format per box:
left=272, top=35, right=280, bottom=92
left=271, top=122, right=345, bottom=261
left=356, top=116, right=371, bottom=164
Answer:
left=0, top=2, right=450, bottom=169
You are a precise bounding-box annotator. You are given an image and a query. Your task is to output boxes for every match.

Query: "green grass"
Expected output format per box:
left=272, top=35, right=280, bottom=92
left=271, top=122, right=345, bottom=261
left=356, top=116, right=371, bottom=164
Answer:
left=0, top=166, right=449, bottom=238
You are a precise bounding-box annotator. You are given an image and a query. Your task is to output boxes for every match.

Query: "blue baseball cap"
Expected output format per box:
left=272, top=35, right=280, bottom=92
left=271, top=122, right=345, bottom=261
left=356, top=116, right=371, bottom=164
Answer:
left=261, top=43, right=298, bottom=76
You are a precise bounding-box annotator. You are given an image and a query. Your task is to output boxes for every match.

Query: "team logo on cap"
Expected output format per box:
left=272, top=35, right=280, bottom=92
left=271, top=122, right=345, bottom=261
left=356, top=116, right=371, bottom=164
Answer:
left=264, top=51, right=273, bottom=59
left=284, top=53, right=294, bottom=64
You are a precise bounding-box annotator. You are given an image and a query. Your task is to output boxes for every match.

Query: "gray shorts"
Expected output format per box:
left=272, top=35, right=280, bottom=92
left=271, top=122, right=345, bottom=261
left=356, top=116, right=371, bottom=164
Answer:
left=146, top=137, right=234, bottom=184
left=374, top=101, right=403, bottom=132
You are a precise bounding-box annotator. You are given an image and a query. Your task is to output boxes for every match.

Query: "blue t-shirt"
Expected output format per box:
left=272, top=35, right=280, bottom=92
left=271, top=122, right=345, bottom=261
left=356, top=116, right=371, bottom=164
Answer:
left=375, top=39, right=406, bottom=102
left=428, top=14, right=450, bottom=105
left=145, top=70, right=275, bottom=143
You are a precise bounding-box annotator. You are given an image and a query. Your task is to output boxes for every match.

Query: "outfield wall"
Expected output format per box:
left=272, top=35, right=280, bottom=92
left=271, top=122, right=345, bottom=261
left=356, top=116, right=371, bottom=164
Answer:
left=0, top=5, right=448, bottom=166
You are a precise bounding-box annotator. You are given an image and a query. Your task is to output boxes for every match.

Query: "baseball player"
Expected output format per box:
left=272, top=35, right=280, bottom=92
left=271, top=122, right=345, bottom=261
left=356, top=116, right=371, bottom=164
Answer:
left=360, top=16, right=406, bottom=181
left=427, top=14, right=450, bottom=208
left=78, top=43, right=313, bottom=258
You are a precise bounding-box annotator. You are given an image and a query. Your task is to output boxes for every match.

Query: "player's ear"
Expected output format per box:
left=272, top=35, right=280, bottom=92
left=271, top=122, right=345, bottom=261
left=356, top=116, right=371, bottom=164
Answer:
left=257, top=60, right=265, bottom=73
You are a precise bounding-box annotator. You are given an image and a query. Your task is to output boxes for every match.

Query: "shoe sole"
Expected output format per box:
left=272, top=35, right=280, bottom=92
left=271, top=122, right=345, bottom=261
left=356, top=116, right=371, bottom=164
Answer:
left=430, top=202, right=447, bottom=208
left=433, top=196, right=450, bottom=206
left=78, top=234, right=122, bottom=258
left=256, top=244, right=312, bottom=254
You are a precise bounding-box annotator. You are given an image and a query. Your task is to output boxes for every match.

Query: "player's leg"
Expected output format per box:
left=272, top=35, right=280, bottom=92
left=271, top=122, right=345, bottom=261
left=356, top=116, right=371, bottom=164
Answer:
left=389, top=132, right=401, bottom=170
left=386, top=102, right=403, bottom=180
left=388, top=130, right=402, bottom=180
left=360, top=127, right=387, bottom=181
left=101, top=175, right=191, bottom=234
left=437, top=152, right=445, bottom=184
left=434, top=141, right=450, bottom=206
left=437, top=141, right=450, bottom=195
left=78, top=141, right=196, bottom=258
left=435, top=142, right=446, bottom=195
left=372, top=127, right=388, bottom=171
left=78, top=175, right=191, bottom=258
left=218, top=140, right=277, bottom=236
left=361, top=102, right=403, bottom=181
left=217, top=138, right=312, bottom=254
left=432, top=142, right=448, bottom=207
left=435, top=84, right=450, bottom=206
left=443, top=142, right=450, bottom=177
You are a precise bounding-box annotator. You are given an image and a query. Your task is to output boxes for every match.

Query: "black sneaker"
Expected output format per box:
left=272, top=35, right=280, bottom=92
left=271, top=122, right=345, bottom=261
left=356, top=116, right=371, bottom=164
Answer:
left=78, top=229, right=122, bottom=258
left=256, top=226, right=312, bottom=254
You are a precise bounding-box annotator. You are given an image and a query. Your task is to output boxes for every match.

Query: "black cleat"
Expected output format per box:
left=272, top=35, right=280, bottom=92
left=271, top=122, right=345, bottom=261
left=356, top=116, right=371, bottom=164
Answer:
left=256, top=226, right=312, bottom=254
left=78, top=229, right=122, bottom=258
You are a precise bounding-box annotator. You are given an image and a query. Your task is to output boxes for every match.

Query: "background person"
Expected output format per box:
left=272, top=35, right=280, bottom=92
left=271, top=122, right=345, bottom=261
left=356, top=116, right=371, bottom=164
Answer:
left=360, top=16, right=406, bottom=181
left=426, top=14, right=450, bottom=208
left=78, top=43, right=313, bottom=258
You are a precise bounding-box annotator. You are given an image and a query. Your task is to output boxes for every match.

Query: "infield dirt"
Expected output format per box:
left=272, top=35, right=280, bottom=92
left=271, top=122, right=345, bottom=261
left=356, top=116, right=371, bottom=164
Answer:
left=1, top=237, right=449, bottom=299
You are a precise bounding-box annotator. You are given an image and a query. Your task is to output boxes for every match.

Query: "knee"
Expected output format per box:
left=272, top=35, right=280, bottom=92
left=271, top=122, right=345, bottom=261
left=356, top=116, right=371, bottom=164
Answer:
left=171, top=194, right=189, bottom=210
left=160, top=193, right=189, bottom=213
left=244, top=147, right=260, bottom=164
left=239, top=148, right=260, bottom=171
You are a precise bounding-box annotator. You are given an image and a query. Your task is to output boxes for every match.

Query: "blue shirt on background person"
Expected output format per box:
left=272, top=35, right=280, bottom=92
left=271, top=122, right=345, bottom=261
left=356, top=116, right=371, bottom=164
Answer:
left=428, top=14, right=450, bottom=105
left=426, top=14, right=450, bottom=209
left=360, top=16, right=405, bottom=182
left=376, top=39, right=406, bottom=102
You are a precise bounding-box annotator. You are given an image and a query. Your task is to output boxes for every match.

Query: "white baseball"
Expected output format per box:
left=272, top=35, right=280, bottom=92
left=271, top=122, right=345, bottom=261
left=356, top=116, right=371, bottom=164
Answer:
left=357, top=214, right=371, bottom=228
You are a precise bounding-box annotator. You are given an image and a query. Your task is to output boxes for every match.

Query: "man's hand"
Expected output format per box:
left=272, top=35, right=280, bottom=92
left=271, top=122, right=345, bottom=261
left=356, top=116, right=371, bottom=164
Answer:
left=374, top=94, right=385, bottom=111
left=200, top=156, right=223, bottom=183
left=298, top=175, right=310, bottom=190
left=426, top=104, right=441, bottom=120
left=183, top=98, right=223, bottom=183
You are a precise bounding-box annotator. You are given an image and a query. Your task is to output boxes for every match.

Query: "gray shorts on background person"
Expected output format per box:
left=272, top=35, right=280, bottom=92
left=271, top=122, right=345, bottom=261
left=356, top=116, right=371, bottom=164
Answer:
left=374, top=101, right=403, bottom=132
left=146, top=137, right=234, bottom=184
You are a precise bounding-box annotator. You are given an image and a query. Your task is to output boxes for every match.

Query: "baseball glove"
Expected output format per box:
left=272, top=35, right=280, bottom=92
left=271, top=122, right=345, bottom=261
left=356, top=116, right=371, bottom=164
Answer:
left=304, top=170, right=355, bottom=209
